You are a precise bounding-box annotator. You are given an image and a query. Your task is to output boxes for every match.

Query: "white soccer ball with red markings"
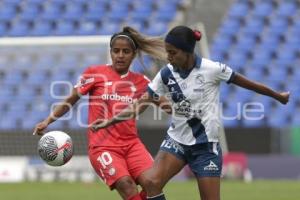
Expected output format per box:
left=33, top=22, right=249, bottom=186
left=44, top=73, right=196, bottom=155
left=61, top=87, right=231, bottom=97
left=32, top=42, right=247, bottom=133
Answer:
left=37, top=131, right=73, bottom=166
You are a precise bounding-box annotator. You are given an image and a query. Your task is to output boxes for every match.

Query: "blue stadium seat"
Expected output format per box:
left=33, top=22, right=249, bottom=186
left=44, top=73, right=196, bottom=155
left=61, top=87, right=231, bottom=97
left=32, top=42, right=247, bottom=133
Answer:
left=144, top=21, right=169, bottom=36
left=131, top=55, right=153, bottom=73
left=268, top=18, right=288, bottom=36
left=3, top=70, right=24, bottom=85
left=234, top=35, right=257, bottom=55
left=0, top=117, right=18, bottom=130
left=0, top=22, right=7, bottom=36
left=26, top=0, right=44, bottom=5
left=0, top=86, right=15, bottom=102
left=0, top=4, right=17, bottom=22
left=276, top=1, right=297, bottom=18
left=227, top=1, right=249, bottom=19
left=98, top=21, right=121, bottom=35
left=31, top=20, right=53, bottom=36
left=40, top=3, right=62, bottom=21
left=252, top=1, right=273, bottom=18
left=123, top=20, right=145, bottom=32
left=130, top=6, right=153, bottom=22
left=1, top=0, right=23, bottom=4
left=251, top=49, right=273, bottom=68
left=62, top=3, right=84, bottom=21
left=210, top=35, right=233, bottom=57
left=26, top=69, right=51, bottom=85
left=243, top=67, right=264, bottom=82
left=84, top=2, right=107, bottom=22
left=236, top=88, right=254, bottom=104
left=19, top=4, right=41, bottom=22
left=154, top=10, right=176, bottom=22
left=53, top=20, right=75, bottom=36
left=8, top=21, right=30, bottom=37
left=218, top=18, right=241, bottom=37
left=226, top=51, right=248, bottom=71
left=76, top=21, right=98, bottom=35
left=241, top=18, right=265, bottom=37
left=107, top=6, right=129, bottom=22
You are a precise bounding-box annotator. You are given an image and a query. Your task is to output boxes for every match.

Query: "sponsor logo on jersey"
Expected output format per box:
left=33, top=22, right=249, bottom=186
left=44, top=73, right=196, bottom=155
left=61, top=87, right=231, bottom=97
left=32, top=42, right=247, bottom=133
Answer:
left=101, top=93, right=135, bottom=103
left=174, top=99, right=202, bottom=118
left=218, top=62, right=228, bottom=73
left=168, top=78, right=176, bottom=85
left=130, top=86, right=137, bottom=92
left=204, top=160, right=219, bottom=171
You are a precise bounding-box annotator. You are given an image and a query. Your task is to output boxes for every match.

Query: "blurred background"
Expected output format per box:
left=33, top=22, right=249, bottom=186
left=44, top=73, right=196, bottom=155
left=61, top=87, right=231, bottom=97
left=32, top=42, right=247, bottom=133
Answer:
left=0, top=0, right=300, bottom=199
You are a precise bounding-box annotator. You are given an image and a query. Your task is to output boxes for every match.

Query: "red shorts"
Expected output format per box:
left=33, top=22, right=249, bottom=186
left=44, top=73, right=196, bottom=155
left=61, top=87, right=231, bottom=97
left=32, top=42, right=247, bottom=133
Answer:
left=88, top=138, right=153, bottom=189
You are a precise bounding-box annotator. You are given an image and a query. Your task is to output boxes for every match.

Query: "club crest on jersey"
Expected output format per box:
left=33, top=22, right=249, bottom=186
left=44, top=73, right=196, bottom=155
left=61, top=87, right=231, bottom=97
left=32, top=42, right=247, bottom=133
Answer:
left=75, top=76, right=95, bottom=88
left=195, top=74, right=204, bottom=85
left=180, top=82, right=187, bottom=90
left=130, top=86, right=137, bottom=92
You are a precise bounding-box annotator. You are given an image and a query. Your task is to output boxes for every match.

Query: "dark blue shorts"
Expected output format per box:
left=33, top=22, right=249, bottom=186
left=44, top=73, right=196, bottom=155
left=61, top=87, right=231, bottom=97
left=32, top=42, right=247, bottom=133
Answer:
left=160, top=135, right=222, bottom=177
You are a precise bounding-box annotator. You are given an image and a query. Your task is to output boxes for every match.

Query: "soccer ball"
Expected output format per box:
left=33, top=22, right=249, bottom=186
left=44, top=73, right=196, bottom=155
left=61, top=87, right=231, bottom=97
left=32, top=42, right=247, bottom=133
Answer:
left=37, top=131, right=74, bottom=166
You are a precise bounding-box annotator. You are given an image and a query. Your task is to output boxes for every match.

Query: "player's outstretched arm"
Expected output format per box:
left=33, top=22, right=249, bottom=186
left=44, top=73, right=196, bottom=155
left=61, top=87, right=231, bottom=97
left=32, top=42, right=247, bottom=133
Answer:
left=33, top=88, right=81, bottom=135
left=231, top=73, right=290, bottom=104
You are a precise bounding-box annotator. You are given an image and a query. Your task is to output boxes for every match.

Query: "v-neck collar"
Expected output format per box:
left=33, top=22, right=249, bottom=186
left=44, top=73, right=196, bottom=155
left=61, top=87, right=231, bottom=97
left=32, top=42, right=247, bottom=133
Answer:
left=173, top=55, right=202, bottom=79
left=108, top=65, right=130, bottom=79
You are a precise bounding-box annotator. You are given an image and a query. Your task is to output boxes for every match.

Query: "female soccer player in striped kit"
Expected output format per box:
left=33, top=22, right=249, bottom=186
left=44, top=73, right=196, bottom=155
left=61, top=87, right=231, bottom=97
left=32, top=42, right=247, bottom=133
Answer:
left=33, top=27, right=170, bottom=200
left=91, top=25, right=290, bottom=200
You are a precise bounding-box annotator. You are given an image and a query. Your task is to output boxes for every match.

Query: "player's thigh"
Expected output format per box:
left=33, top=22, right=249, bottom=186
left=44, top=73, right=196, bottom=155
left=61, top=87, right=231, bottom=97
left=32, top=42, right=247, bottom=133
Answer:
left=151, top=150, right=186, bottom=186
left=140, top=135, right=187, bottom=188
left=126, top=139, right=153, bottom=181
left=196, top=177, right=220, bottom=200
left=89, top=147, right=130, bottom=188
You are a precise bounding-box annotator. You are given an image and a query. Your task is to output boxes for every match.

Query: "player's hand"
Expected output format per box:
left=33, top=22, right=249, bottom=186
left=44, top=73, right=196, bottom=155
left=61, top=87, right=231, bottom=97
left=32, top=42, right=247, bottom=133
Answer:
left=278, top=91, right=290, bottom=105
left=33, top=120, right=48, bottom=136
left=89, top=118, right=111, bottom=132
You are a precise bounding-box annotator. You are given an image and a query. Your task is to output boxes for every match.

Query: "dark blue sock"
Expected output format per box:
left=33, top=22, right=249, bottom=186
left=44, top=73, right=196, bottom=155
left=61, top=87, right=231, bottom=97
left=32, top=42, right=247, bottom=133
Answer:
left=146, top=193, right=166, bottom=200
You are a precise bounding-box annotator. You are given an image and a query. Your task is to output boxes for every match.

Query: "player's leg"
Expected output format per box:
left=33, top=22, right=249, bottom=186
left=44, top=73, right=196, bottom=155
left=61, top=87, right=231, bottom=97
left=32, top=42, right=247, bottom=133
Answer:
left=124, top=138, right=154, bottom=200
left=196, top=177, right=220, bottom=200
left=188, top=142, right=222, bottom=200
left=138, top=135, right=187, bottom=199
left=89, top=146, right=142, bottom=200
left=113, top=176, right=141, bottom=200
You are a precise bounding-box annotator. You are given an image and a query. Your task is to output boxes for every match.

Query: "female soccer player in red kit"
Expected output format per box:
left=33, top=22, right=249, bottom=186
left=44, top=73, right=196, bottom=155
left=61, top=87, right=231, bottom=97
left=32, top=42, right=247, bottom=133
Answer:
left=33, top=27, right=170, bottom=200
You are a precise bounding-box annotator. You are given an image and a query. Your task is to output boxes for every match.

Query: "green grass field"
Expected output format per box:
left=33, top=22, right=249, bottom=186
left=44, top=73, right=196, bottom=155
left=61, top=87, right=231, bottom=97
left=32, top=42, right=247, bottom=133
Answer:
left=1, top=180, right=300, bottom=200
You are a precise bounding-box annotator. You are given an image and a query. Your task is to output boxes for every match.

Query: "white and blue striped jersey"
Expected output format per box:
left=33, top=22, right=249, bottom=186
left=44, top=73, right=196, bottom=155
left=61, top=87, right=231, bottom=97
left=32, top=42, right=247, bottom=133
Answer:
left=148, top=56, right=235, bottom=145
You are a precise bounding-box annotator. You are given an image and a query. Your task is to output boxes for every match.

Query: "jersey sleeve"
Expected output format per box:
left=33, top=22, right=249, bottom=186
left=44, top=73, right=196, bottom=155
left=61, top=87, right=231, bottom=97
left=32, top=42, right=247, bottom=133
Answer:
left=210, top=61, right=235, bottom=84
left=147, top=71, right=166, bottom=98
left=74, top=67, right=96, bottom=95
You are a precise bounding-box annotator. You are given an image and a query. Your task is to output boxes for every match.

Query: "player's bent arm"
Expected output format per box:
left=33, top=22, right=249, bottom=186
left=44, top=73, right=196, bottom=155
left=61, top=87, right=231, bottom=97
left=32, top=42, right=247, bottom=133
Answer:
left=46, top=88, right=81, bottom=124
left=90, top=93, right=172, bottom=131
left=33, top=88, right=81, bottom=135
left=231, top=73, right=290, bottom=104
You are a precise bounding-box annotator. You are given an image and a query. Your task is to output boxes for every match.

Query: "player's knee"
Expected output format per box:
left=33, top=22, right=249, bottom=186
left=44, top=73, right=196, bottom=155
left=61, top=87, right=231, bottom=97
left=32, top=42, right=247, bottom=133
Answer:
left=115, top=177, right=138, bottom=198
left=142, top=175, right=163, bottom=191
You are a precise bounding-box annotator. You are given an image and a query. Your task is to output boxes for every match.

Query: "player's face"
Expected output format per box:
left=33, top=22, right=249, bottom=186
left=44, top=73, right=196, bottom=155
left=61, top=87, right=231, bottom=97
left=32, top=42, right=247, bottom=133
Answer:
left=165, top=43, right=188, bottom=70
left=110, top=38, right=136, bottom=74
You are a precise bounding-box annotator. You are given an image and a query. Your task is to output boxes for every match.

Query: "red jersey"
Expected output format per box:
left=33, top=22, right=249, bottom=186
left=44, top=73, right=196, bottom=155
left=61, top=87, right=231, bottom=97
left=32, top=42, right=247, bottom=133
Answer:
left=75, top=65, right=149, bottom=147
